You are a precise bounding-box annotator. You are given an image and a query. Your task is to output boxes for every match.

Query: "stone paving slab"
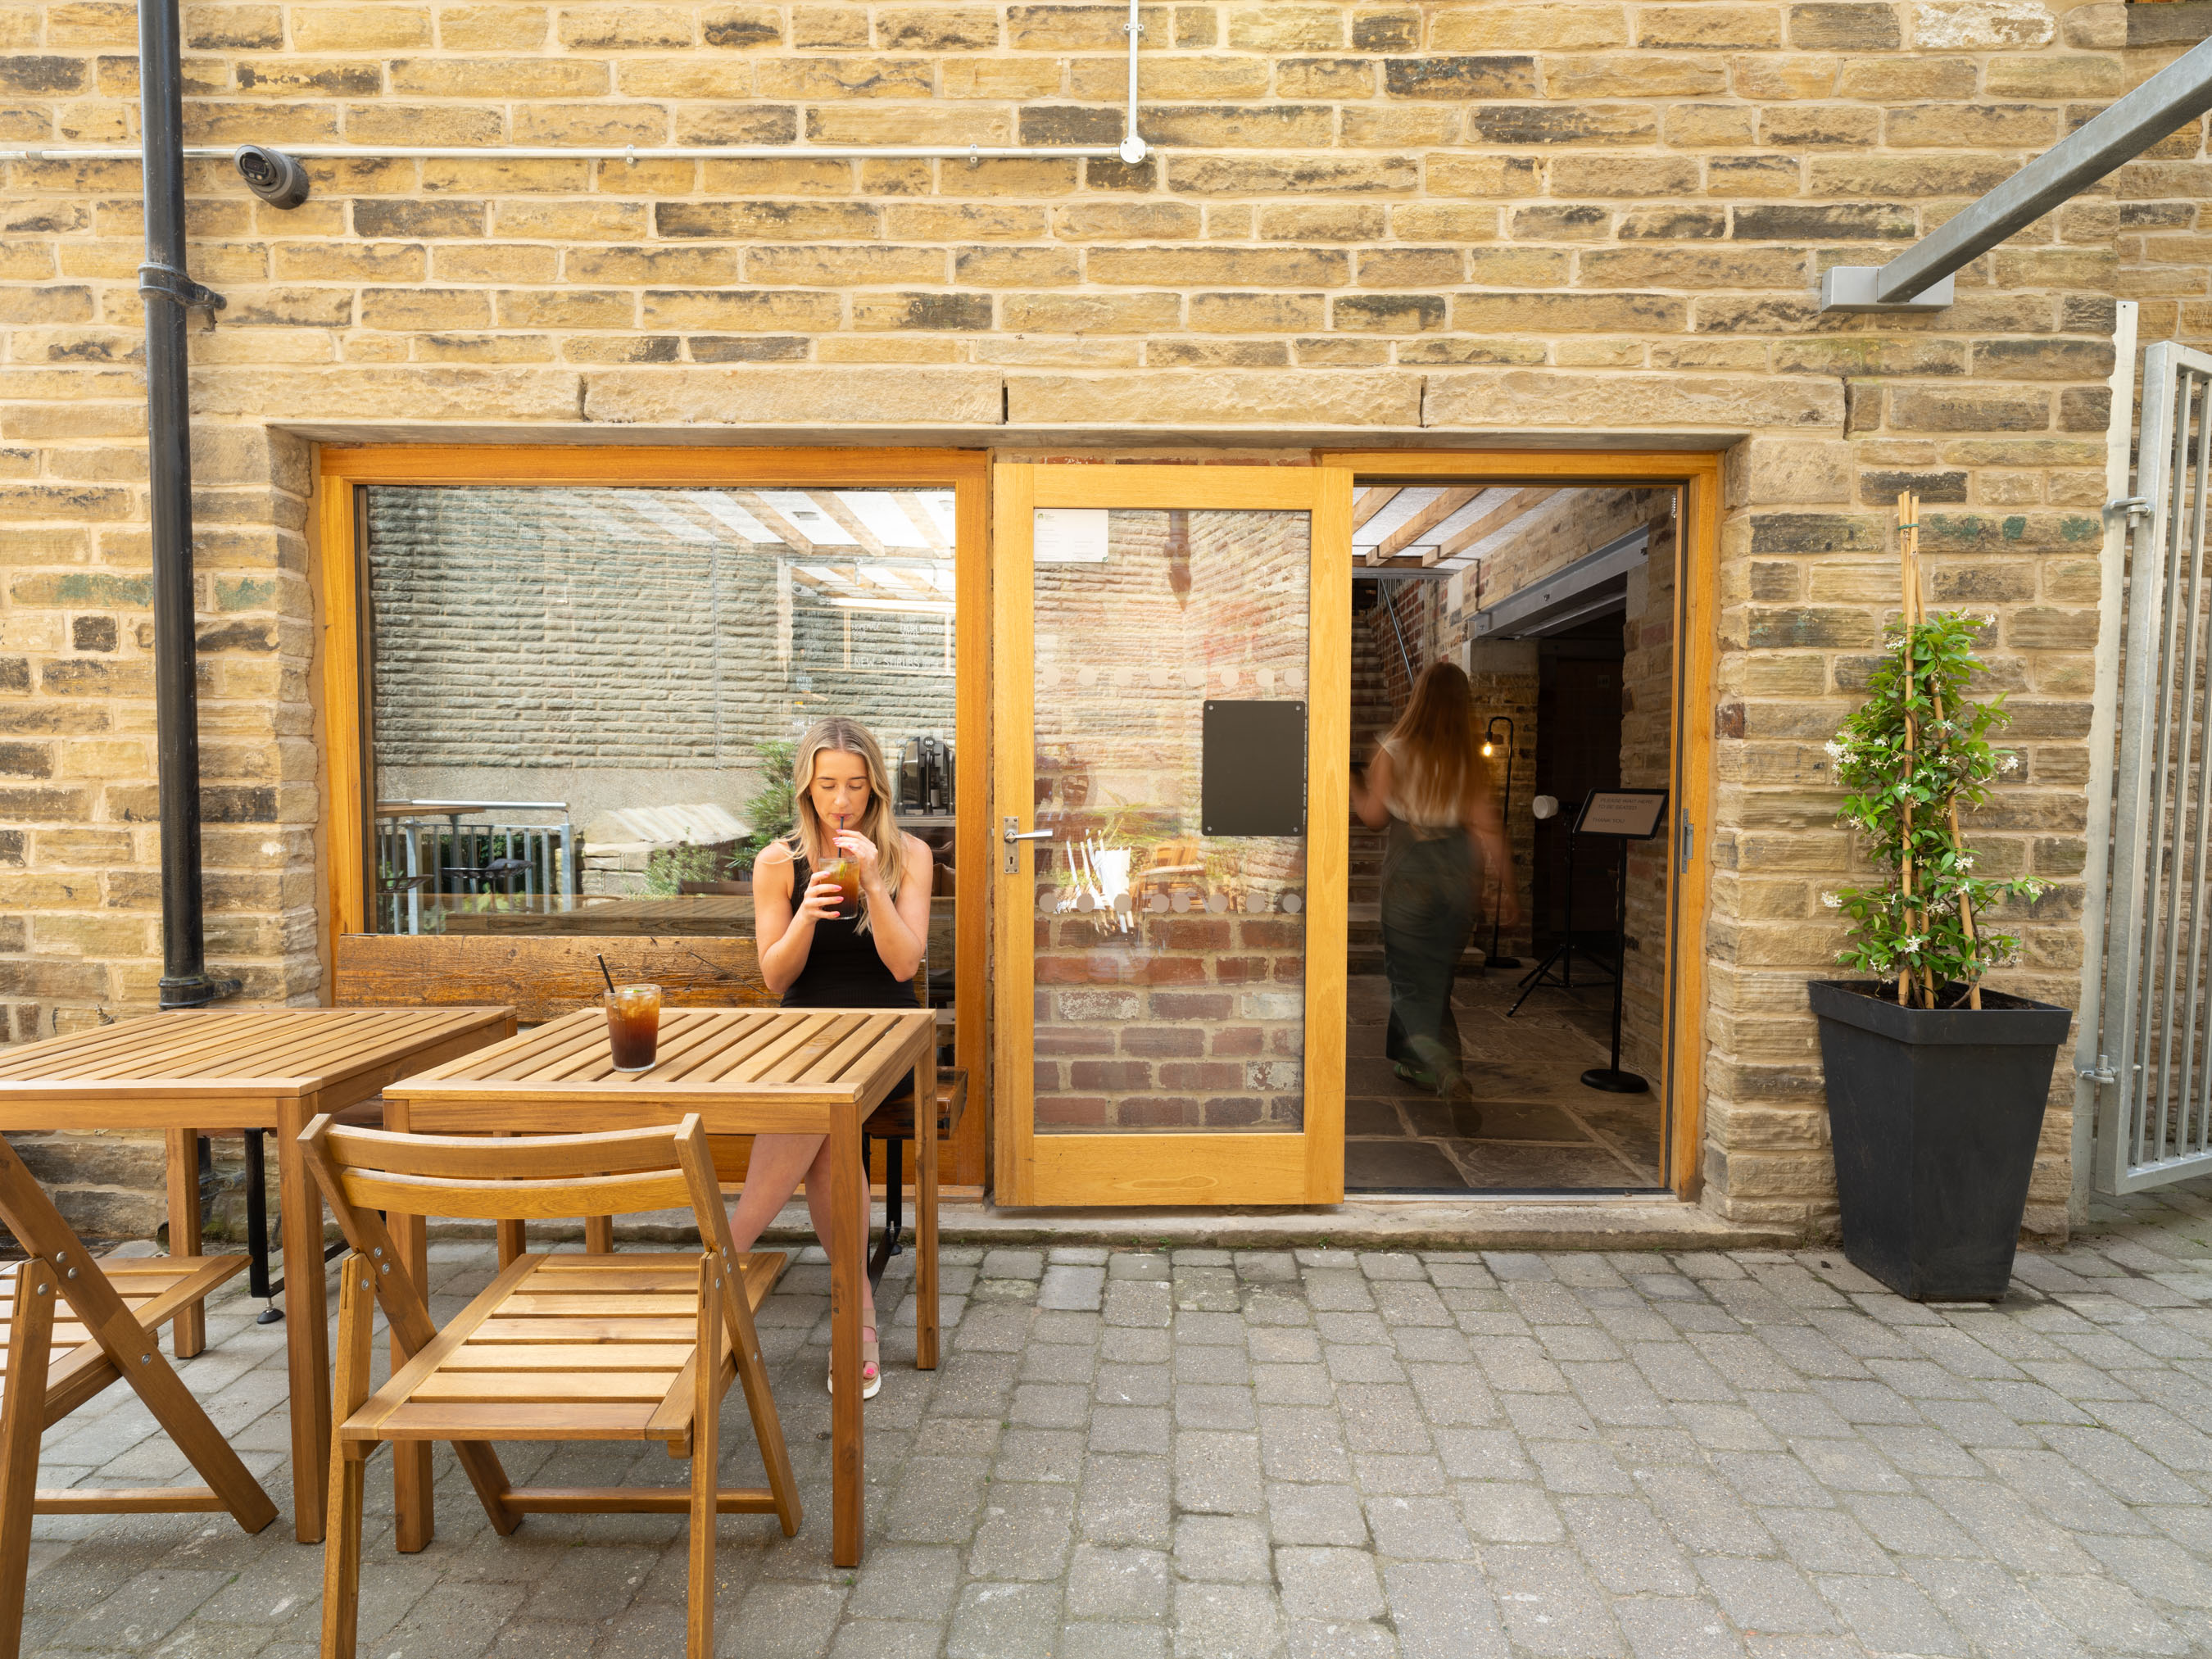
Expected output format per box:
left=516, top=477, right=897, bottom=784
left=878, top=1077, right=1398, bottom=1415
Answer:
left=16, top=1178, right=2212, bottom=1657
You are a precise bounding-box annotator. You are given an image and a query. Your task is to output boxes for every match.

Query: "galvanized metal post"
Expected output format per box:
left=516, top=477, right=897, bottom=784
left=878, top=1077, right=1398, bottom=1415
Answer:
left=138, top=0, right=235, bottom=1009
left=2073, top=301, right=2139, bottom=1223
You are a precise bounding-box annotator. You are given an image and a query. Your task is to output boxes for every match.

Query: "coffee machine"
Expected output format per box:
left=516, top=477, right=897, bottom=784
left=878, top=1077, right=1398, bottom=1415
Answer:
left=898, top=735, right=954, bottom=816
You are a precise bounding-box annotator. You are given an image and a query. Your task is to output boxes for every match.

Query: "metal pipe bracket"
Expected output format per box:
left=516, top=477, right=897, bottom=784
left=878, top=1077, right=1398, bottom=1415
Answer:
left=138, top=261, right=225, bottom=326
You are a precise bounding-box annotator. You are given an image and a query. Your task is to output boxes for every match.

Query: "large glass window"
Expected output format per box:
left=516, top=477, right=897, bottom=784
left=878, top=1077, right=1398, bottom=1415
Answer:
left=360, top=484, right=957, bottom=953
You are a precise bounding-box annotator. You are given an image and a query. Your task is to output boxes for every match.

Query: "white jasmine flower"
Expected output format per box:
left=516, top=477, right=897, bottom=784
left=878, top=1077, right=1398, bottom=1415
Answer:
left=2000, top=754, right=2019, bottom=773
left=1821, top=891, right=1843, bottom=909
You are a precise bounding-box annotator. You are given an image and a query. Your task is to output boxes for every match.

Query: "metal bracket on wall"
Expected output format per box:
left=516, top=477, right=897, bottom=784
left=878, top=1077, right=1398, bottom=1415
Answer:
left=1819, top=34, right=2212, bottom=313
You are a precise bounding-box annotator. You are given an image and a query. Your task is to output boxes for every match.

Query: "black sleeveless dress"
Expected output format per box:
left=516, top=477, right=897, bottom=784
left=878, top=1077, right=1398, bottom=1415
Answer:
left=781, top=848, right=921, bottom=1010
left=782, top=847, right=918, bottom=1110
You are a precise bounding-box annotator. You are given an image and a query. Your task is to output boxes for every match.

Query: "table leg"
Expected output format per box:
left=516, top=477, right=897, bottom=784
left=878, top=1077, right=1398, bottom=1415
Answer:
left=280, top=1098, right=333, bottom=1544
left=163, top=1128, right=205, bottom=1359
left=828, top=1102, right=864, bottom=1568
left=380, top=1096, right=435, bottom=1553
left=914, top=1046, right=939, bottom=1372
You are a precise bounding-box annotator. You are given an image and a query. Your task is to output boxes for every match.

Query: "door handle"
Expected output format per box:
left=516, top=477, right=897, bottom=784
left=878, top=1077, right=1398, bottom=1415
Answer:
left=1003, top=816, right=1053, bottom=872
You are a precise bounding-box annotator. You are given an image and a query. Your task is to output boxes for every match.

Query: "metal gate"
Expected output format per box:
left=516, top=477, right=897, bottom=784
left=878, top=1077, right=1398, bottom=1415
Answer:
left=2092, top=338, right=2212, bottom=1192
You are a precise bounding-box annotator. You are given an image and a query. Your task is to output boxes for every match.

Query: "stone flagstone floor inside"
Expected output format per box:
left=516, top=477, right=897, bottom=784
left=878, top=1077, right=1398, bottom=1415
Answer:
left=1345, top=968, right=1664, bottom=1194
left=16, top=1174, right=2212, bottom=1658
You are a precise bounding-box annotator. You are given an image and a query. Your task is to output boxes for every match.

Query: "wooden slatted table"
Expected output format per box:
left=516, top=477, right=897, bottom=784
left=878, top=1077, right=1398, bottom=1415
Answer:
left=0, top=1006, right=516, bottom=1543
left=383, top=1005, right=937, bottom=1568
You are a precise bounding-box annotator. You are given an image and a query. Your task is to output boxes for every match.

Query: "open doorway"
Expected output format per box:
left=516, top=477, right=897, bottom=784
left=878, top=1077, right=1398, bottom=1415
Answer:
left=1344, top=481, right=1679, bottom=1194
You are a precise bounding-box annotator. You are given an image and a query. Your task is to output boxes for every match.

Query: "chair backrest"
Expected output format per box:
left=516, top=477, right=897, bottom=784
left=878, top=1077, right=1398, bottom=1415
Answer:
left=299, top=1113, right=752, bottom=1362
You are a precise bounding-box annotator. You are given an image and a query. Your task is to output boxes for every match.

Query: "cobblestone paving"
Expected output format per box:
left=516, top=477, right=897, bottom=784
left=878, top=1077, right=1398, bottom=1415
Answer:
left=20, top=1180, right=2212, bottom=1657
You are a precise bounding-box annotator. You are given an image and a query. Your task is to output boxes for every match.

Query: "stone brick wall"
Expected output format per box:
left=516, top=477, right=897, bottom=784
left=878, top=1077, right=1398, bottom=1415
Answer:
left=0, top=0, right=2203, bottom=1235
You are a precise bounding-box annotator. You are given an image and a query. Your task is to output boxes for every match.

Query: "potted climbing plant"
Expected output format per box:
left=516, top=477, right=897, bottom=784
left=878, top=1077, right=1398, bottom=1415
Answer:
left=1809, top=491, right=2074, bottom=1302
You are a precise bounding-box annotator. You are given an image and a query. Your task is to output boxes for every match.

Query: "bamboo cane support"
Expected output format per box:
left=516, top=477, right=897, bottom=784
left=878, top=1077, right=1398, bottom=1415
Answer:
left=1898, top=490, right=1918, bottom=1007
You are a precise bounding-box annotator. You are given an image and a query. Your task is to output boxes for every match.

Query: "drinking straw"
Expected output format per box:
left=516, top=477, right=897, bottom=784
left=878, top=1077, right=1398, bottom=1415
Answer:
left=597, top=954, right=617, bottom=995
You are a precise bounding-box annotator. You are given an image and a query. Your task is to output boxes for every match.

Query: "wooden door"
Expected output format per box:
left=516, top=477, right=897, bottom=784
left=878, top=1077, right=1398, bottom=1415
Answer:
left=992, top=465, right=1353, bottom=1205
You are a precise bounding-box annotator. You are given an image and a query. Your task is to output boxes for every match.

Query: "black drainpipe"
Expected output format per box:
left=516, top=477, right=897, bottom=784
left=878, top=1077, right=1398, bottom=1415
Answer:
left=138, top=0, right=238, bottom=1009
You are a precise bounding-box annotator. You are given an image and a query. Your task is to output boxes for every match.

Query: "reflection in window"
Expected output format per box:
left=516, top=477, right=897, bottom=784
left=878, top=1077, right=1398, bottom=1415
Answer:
left=361, top=485, right=956, bottom=941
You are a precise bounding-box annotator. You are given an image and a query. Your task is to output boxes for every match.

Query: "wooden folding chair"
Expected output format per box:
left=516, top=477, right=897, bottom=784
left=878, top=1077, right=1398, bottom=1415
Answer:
left=0, top=1140, right=279, bottom=1659
left=299, top=1112, right=800, bottom=1659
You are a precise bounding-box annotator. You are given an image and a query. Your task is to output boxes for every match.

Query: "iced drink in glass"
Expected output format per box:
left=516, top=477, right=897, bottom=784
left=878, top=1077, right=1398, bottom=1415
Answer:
left=604, top=982, right=661, bottom=1071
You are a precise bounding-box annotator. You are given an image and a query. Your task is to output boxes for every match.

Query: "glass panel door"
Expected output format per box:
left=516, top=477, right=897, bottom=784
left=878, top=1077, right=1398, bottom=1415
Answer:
left=994, top=465, right=1351, bottom=1206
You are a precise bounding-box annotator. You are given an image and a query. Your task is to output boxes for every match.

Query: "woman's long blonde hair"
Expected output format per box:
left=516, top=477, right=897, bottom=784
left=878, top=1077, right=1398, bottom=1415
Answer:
left=788, top=716, right=906, bottom=935
left=1385, top=660, right=1487, bottom=827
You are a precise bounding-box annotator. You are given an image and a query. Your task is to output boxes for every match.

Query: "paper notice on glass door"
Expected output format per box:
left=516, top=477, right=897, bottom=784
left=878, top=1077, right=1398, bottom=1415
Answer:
left=1036, top=508, right=1109, bottom=563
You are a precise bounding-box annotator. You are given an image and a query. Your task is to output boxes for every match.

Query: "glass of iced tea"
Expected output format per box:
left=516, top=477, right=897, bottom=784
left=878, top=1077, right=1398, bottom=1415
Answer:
left=825, top=855, right=862, bottom=920
left=604, top=982, right=661, bottom=1072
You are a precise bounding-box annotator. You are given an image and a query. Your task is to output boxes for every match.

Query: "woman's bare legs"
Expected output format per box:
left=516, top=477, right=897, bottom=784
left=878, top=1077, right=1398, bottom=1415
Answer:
left=727, top=1132, right=878, bottom=1329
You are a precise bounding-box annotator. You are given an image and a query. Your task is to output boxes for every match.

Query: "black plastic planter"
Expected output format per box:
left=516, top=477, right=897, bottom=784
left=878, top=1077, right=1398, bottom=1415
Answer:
left=1809, top=980, right=2073, bottom=1301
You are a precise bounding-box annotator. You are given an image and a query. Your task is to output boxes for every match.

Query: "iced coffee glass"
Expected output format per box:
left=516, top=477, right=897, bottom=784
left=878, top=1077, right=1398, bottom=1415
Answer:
left=604, top=982, right=662, bottom=1072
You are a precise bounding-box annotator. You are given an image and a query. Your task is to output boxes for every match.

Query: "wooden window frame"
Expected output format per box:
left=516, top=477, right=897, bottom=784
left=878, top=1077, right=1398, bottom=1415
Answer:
left=1321, top=449, right=1723, bottom=1201
left=313, top=444, right=991, bottom=1186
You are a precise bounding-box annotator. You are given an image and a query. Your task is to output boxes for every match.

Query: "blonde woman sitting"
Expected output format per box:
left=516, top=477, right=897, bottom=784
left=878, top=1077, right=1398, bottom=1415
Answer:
left=728, top=716, right=931, bottom=1400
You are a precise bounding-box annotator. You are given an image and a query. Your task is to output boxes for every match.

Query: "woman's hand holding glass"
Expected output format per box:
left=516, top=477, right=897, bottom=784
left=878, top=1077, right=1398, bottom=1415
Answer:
left=795, top=865, right=846, bottom=925
left=833, top=830, right=886, bottom=894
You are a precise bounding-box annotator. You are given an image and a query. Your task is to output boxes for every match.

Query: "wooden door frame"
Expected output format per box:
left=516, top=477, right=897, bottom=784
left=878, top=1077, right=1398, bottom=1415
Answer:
left=992, top=463, right=1353, bottom=1207
left=1322, top=448, right=1723, bottom=1200
left=312, top=443, right=991, bottom=1185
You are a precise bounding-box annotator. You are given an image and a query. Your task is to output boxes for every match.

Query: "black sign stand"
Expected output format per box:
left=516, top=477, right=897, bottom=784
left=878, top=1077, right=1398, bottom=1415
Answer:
left=1567, top=790, right=1669, bottom=1095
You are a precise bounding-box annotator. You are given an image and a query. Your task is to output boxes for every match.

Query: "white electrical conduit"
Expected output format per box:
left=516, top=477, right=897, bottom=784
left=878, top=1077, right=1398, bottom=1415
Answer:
left=0, top=0, right=1149, bottom=166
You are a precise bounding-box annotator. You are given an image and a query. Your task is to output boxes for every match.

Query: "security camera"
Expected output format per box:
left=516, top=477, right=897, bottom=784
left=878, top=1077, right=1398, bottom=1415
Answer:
left=233, top=144, right=309, bottom=209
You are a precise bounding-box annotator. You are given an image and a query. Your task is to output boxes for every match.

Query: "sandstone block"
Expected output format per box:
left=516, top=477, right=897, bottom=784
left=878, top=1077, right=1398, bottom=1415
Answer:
left=1167, top=156, right=1418, bottom=196
left=1788, top=1, right=1901, bottom=48
left=1008, top=369, right=1421, bottom=426
left=876, top=5, right=999, bottom=48
left=1466, top=102, right=1657, bottom=145
left=1452, top=292, right=1687, bottom=333
left=1888, top=388, right=2051, bottom=433
left=1086, top=245, right=1348, bottom=287
left=639, top=288, right=841, bottom=329
left=389, top=56, right=606, bottom=97
left=1914, top=0, right=2055, bottom=48
left=1274, top=57, right=1373, bottom=98
left=1638, top=6, right=1783, bottom=48
left=850, top=292, right=993, bottom=330
left=1431, top=6, right=1628, bottom=48
left=1885, top=103, right=2058, bottom=149
left=1002, top=292, right=1181, bottom=332
left=436, top=5, right=552, bottom=48
left=291, top=4, right=432, bottom=48
left=1385, top=56, right=1538, bottom=97
left=956, top=247, right=1081, bottom=286
left=583, top=365, right=1003, bottom=424
left=1427, top=369, right=1843, bottom=430
left=1225, top=6, right=1345, bottom=50
left=192, top=365, right=583, bottom=420
left=1188, top=292, right=1326, bottom=332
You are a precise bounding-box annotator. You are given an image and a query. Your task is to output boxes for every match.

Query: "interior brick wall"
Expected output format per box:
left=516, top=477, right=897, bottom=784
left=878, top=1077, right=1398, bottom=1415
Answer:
left=0, top=0, right=2204, bottom=1235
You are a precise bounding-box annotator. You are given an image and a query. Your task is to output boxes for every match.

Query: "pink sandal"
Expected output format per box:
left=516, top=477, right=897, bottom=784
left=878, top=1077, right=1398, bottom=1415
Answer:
left=828, top=1326, right=882, bottom=1400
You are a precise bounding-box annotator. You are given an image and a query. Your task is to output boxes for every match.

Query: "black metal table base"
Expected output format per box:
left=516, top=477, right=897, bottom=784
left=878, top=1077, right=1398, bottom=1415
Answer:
left=227, top=1129, right=346, bottom=1323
